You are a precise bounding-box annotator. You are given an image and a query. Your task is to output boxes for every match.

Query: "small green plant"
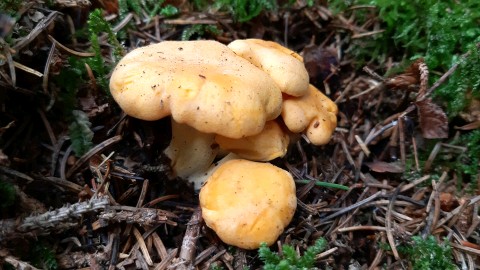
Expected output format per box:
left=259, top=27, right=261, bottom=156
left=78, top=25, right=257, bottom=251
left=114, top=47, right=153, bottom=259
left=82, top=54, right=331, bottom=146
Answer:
left=210, top=265, right=225, bottom=270
left=118, top=0, right=179, bottom=19
left=0, top=179, right=16, bottom=209
left=54, top=57, right=84, bottom=113
left=453, top=129, right=480, bottom=180
left=29, top=243, right=58, bottom=270
left=258, top=238, right=327, bottom=270
left=181, top=24, right=223, bottom=40
left=86, top=9, right=124, bottom=92
left=54, top=9, right=121, bottom=102
left=159, top=5, right=179, bottom=17
left=0, top=0, right=23, bottom=15
left=213, top=0, right=278, bottom=22
left=52, top=9, right=121, bottom=156
left=399, top=235, right=456, bottom=270
left=54, top=9, right=123, bottom=95
left=68, top=110, right=94, bottom=157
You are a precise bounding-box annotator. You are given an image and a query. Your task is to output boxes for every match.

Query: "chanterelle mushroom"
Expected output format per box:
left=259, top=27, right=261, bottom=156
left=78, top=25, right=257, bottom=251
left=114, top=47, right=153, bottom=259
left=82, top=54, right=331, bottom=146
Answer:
left=228, top=39, right=310, bottom=97
left=199, top=159, right=297, bottom=250
left=110, top=40, right=282, bottom=138
left=109, top=40, right=284, bottom=188
left=282, top=84, right=338, bottom=145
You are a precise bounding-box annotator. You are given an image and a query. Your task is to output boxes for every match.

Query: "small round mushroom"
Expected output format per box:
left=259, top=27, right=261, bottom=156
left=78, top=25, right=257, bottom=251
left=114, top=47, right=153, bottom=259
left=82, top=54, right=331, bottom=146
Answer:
left=214, top=120, right=289, bottom=161
left=282, top=84, right=338, bottom=145
left=199, top=159, right=297, bottom=250
left=227, top=39, right=309, bottom=97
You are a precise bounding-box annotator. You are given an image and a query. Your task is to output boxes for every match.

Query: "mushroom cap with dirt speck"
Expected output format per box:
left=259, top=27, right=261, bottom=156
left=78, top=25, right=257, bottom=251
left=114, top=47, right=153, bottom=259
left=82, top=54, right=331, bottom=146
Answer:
left=199, top=159, right=297, bottom=250
left=227, top=39, right=309, bottom=97
left=109, top=40, right=283, bottom=139
left=282, top=84, right=338, bottom=145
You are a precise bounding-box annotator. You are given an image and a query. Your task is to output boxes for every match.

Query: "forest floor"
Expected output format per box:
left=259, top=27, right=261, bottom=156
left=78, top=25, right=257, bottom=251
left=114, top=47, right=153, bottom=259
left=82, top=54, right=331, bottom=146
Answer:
left=0, top=0, right=479, bottom=269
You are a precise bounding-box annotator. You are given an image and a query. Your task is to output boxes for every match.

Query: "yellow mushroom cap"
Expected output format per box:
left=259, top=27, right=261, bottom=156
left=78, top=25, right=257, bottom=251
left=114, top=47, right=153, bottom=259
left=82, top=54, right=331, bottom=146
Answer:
left=199, top=159, right=297, bottom=250
left=227, top=39, right=309, bottom=97
left=214, top=120, right=289, bottom=161
left=282, top=84, right=338, bottom=145
left=109, top=40, right=283, bottom=139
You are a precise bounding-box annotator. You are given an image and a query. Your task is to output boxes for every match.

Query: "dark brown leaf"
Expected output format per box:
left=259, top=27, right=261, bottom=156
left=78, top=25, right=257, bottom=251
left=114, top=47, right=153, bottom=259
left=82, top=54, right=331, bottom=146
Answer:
left=416, top=98, right=449, bottom=139
left=364, top=160, right=405, bottom=173
left=384, top=58, right=428, bottom=93
left=302, top=45, right=339, bottom=87
left=384, top=74, right=418, bottom=90
left=439, top=192, right=458, bottom=211
left=99, top=0, right=120, bottom=14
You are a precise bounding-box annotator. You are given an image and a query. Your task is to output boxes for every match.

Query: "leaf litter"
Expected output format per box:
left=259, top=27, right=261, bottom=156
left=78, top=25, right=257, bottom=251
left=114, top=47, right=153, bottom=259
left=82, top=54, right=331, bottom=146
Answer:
left=0, top=1, right=479, bottom=269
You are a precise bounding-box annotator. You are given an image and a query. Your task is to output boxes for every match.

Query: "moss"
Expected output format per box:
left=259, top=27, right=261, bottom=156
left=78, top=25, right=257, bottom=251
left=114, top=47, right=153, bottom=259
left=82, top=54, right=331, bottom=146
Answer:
left=0, top=0, right=23, bottom=16
left=259, top=238, right=327, bottom=270
left=214, top=0, right=278, bottom=22
left=0, top=179, right=16, bottom=209
left=181, top=24, right=223, bottom=40
left=399, top=235, right=456, bottom=270
left=434, top=44, right=480, bottom=116
left=453, top=129, right=480, bottom=180
left=30, top=243, right=58, bottom=270
left=118, top=0, right=179, bottom=19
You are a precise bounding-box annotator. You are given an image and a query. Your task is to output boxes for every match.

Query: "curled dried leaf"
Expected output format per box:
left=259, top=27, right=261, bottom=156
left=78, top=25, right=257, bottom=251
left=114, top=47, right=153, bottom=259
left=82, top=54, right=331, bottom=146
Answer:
left=385, top=74, right=418, bottom=90
left=416, top=98, right=449, bottom=139
left=384, top=58, right=428, bottom=94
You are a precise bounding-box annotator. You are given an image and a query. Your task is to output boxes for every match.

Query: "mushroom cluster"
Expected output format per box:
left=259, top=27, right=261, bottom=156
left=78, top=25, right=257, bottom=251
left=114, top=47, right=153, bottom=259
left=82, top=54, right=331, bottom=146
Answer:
left=109, top=39, right=338, bottom=250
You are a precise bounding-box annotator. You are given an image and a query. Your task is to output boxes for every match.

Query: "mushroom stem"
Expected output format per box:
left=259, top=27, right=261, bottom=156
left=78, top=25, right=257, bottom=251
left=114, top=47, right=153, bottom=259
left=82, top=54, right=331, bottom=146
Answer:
left=164, top=120, right=219, bottom=189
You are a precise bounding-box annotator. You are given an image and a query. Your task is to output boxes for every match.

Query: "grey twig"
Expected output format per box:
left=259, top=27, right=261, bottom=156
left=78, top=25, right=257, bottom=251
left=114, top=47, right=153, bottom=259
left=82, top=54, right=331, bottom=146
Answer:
left=19, top=196, right=110, bottom=231
left=99, top=205, right=178, bottom=227
left=175, top=207, right=203, bottom=270
left=0, top=196, right=110, bottom=241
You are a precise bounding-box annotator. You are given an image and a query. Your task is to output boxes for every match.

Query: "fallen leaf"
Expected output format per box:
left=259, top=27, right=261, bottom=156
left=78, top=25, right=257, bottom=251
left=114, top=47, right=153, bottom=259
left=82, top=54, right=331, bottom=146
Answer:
left=102, top=0, right=119, bottom=14
left=439, top=192, right=458, bottom=211
left=302, top=45, right=339, bottom=87
left=385, top=58, right=427, bottom=92
left=364, top=160, right=404, bottom=173
left=384, top=73, right=418, bottom=90
left=416, top=98, right=449, bottom=139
